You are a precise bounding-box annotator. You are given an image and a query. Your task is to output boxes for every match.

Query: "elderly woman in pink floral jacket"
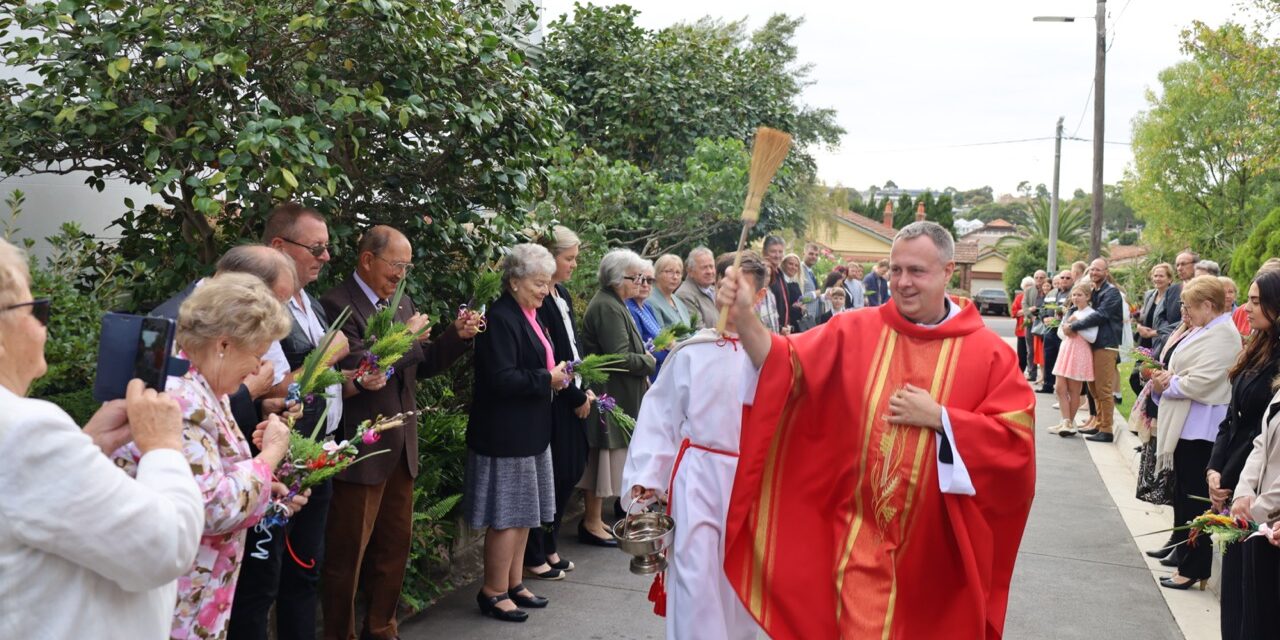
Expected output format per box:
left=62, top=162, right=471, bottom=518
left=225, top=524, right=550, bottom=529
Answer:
left=113, top=274, right=299, bottom=639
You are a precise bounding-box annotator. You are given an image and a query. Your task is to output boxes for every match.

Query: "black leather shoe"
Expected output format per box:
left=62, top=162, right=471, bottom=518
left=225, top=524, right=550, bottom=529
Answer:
left=1037, top=386, right=1055, bottom=394
left=508, top=583, right=549, bottom=608
left=548, top=557, right=575, bottom=572
left=476, top=591, right=528, bottom=622
left=1085, top=432, right=1114, bottom=443
left=1159, top=555, right=1180, bottom=567
left=1078, top=426, right=1100, bottom=435
left=577, top=522, right=618, bottom=547
left=1159, top=576, right=1206, bottom=591
left=1145, top=547, right=1173, bottom=559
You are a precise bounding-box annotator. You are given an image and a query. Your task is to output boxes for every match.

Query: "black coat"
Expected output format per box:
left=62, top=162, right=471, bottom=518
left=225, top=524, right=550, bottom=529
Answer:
left=1072, top=280, right=1124, bottom=349
left=467, top=292, right=555, bottom=457
left=537, top=284, right=588, bottom=410
left=1209, top=357, right=1280, bottom=491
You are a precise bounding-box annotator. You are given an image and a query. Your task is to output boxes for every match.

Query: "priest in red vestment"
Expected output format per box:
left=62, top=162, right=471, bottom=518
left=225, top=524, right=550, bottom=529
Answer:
left=717, top=221, right=1036, bottom=639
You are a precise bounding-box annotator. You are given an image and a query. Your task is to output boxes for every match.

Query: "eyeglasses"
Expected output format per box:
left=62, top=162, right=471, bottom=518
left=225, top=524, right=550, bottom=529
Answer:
left=281, top=237, right=330, bottom=258
left=1, top=298, right=51, bottom=327
left=626, top=275, right=655, bottom=285
left=375, top=255, right=413, bottom=273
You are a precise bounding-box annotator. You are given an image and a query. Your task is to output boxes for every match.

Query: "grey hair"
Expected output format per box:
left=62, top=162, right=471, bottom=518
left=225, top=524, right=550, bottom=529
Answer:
left=599, top=248, right=646, bottom=289
left=216, top=244, right=298, bottom=292
left=1195, top=259, right=1221, bottom=276
left=177, top=272, right=292, bottom=353
left=501, top=243, right=557, bottom=290
left=0, top=237, right=31, bottom=310
left=685, top=246, right=713, bottom=273
left=893, top=221, right=954, bottom=263
left=1021, top=276, right=1035, bottom=289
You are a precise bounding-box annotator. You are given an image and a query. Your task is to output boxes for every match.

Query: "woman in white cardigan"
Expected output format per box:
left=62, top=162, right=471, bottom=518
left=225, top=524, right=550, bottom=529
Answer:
left=1149, top=275, right=1242, bottom=590
left=0, top=238, right=205, bottom=639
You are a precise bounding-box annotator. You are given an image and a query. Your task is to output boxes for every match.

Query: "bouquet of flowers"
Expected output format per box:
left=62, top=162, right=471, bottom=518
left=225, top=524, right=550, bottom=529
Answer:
left=290, top=306, right=352, bottom=403
left=596, top=393, right=636, bottom=442
left=1187, top=510, right=1260, bottom=554
left=1043, top=316, right=1061, bottom=330
left=355, top=280, right=426, bottom=381
left=1130, top=346, right=1163, bottom=371
left=648, top=320, right=698, bottom=353
left=566, top=354, right=629, bottom=386
left=263, top=410, right=412, bottom=528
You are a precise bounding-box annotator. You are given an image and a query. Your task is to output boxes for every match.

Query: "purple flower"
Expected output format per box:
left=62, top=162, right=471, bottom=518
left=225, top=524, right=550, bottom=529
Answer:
left=362, top=429, right=381, bottom=445
left=384, top=366, right=395, bottom=379
left=597, top=394, right=617, bottom=413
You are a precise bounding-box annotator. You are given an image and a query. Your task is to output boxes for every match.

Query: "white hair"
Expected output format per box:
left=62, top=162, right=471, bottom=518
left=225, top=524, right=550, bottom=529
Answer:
left=599, top=249, right=646, bottom=289
left=501, top=243, right=556, bottom=290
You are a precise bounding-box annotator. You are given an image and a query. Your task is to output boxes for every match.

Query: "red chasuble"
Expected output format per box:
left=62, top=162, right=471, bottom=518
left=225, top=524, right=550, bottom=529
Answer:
left=724, top=300, right=1036, bottom=639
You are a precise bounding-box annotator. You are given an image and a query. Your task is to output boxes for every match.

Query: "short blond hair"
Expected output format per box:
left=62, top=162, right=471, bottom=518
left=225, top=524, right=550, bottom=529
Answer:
left=0, top=237, right=31, bottom=309
left=176, top=272, right=292, bottom=353
left=654, top=254, right=683, bottom=277
left=1181, top=274, right=1226, bottom=313
left=1071, top=280, right=1094, bottom=298
left=1150, top=262, right=1173, bottom=281
left=1218, top=276, right=1237, bottom=294
left=827, top=287, right=847, bottom=299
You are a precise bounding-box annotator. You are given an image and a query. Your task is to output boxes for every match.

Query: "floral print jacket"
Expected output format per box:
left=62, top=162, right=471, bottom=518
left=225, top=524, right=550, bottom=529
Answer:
left=112, top=366, right=272, bottom=640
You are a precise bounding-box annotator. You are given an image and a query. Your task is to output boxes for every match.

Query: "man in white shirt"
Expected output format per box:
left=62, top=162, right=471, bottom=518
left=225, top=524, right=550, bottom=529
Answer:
left=0, top=236, right=204, bottom=640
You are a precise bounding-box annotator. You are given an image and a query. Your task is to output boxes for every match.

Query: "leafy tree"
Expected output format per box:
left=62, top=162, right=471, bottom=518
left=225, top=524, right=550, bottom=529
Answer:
left=883, top=179, right=898, bottom=189
left=967, top=201, right=1026, bottom=223
left=1230, top=185, right=1280, bottom=287
left=958, top=185, right=994, bottom=207
left=996, top=197, right=1089, bottom=250
left=1115, top=230, right=1139, bottom=246
left=0, top=0, right=566, bottom=310
left=1003, top=237, right=1048, bottom=295
left=1127, top=21, right=1280, bottom=270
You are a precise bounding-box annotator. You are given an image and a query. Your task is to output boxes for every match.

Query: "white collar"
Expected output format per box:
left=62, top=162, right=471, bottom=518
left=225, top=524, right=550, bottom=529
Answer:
left=352, top=272, right=381, bottom=307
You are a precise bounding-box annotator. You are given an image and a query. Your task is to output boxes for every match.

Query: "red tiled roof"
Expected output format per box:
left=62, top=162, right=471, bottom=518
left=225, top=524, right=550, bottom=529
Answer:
left=1109, top=244, right=1150, bottom=262
left=832, top=209, right=895, bottom=242
left=954, top=240, right=979, bottom=264
left=987, top=218, right=1015, bottom=228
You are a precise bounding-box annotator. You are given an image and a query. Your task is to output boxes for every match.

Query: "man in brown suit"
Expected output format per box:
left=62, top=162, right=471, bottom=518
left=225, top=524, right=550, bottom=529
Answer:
left=320, top=225, right=481, bottom=640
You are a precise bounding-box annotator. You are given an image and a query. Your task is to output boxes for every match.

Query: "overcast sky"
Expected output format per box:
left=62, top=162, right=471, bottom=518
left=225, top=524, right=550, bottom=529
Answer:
left=539, top=0, right=1243, bottom=198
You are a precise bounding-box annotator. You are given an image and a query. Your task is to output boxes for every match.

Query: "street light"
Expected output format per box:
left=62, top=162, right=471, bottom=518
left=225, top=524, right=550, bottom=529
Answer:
left=1035, top=1, right=1106, bottom=260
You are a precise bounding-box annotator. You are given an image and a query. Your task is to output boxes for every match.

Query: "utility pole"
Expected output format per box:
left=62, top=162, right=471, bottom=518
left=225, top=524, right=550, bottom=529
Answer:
left=1049, top=116, right=1064, bottom=273
left=1090, top=0, right=1106, bottom=259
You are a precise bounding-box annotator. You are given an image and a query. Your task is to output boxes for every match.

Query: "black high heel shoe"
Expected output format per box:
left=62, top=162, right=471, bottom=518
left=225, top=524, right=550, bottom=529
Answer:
left=1145, top=547, right=1173, bottom=559
left=1159, top=576, right=1206, bottom=591
left=476, top=591, right=528, bottom=622
left=508, top=583, right=549, bottom=608
left=577, top=522, right=618, bottom=547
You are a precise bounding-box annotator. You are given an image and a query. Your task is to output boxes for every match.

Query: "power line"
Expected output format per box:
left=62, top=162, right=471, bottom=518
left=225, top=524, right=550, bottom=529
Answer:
left=860, top=135, right=1128, bottom=154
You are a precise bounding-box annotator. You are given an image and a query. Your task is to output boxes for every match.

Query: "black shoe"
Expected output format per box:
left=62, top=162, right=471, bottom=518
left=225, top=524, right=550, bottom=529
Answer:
left=577, top=522, right=618, bottom=547
left=522, top=565, right=566, bottom=580
left=508, top=584, right=549, bottom=608
left=1159, top=555, right=1181, bottom=568
left=1037, top=386, right=1055, bottom=394
left=1159, top=576, right=1206, bottom=591
left=548, top=557, right=575, bottom=572
left=476, top=591, right=528, bottom=622
left=1085, top=432, right=1114, bottom=443
left=1078, top=427, right=1100, bottom=436
left=1145, top=547, right=1173, bottom=559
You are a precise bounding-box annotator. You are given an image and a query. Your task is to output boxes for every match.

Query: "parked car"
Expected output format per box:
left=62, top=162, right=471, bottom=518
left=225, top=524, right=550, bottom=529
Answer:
left=973, top=288, right=1010, bottom=316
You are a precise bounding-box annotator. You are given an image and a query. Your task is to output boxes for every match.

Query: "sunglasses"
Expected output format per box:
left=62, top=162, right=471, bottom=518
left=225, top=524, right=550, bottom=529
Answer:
left=1, top=298, right=51, bottom=327
left=281, top=237, right=331, bottom=258
left=626, top=275, right=655, bottom=285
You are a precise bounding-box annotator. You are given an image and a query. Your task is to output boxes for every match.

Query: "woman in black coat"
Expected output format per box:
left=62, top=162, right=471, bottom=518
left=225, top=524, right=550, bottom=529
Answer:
left=1211, top=268, right=1280, bottom=640
left=466, top=243, right=570, bottom=623
left=524, top=226, right=594, bottom=578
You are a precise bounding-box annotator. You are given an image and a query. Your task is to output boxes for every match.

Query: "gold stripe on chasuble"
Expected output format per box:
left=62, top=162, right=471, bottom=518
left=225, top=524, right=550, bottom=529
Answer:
left=748, top=343, right=807, bottom=625
left=833, top=326, right=896, bottom=623
left=881, top=337, right=963, bottom=638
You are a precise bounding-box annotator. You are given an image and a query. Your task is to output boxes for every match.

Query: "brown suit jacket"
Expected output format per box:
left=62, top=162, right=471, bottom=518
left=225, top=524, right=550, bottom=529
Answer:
left=320, top=275, right=470, bottom=485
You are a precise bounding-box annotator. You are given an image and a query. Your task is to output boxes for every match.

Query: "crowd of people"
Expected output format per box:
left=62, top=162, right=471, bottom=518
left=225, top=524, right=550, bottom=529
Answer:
left=4, top=199, right=1280, bottom=639
left=1014, top=249, right=1280, bottom=638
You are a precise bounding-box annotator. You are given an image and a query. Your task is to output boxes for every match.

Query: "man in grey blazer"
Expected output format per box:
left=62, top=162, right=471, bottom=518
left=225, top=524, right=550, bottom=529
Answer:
left=675, top=246, right=720, bottom=329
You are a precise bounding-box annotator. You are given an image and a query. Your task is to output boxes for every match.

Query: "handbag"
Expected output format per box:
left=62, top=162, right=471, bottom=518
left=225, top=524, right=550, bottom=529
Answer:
left=1135, top=439, right=1173, bottom=506
left=1030, top=319, right=1049, bottom=337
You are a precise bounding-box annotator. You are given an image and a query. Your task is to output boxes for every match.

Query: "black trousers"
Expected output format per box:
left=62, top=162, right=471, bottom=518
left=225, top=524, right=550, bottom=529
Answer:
left=1016, top=334, right=1028, bottom=373
left=1220, top=535, right=1280, bottom=639
left=1041, top=332, right=1061, bottom=391
left=227, top=479, right=334, bottom=640
left=526, top=401, right=588, bottom=566
left=1171, top=440, right=1213, bottom=580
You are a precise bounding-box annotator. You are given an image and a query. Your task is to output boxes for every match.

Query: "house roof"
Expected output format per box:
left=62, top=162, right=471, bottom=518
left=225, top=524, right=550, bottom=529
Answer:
left=954, top=240, right=979, bottom=264
left=832, top=209, right=896, bottom=243
left=987, top=218, right=1015, bottom=228
left=1108, top=244, right=1150, bottom=263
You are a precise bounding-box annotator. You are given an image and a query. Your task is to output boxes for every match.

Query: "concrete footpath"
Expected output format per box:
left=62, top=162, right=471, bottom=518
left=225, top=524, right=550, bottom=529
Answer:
left=401, top=393, right=1208, bottom=640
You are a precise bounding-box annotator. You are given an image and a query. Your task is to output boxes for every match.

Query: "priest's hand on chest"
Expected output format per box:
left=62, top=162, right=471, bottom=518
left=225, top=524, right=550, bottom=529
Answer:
left=885, top=384, right=943, bottom=431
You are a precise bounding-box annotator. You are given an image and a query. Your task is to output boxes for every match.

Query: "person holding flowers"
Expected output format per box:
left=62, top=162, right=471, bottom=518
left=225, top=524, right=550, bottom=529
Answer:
left=524, top=226, right=594, bottom=579
left=1149, top=275, right=1241, bottom=591
left=319, top=225, right=481, bottom=640
left=110, top=273, right=300, bottom=639
left=1210, top=268, right=1280, bottom=639
left=578, top=249, right=657, bottom=546
left=1050, top=281, right=1096, bottom=436
left=466, top=243, right=565, bottom=623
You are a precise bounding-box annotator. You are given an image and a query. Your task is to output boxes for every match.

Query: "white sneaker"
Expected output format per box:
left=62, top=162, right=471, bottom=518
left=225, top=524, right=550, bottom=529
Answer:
left=1047, top=420, right=1065, bottom=435
left=1051, top=402, right=1060, bottom=409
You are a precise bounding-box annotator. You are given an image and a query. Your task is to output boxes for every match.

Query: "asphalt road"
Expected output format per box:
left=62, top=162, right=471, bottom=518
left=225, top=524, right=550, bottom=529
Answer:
left=982, top=313, right=1016, bottom=339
